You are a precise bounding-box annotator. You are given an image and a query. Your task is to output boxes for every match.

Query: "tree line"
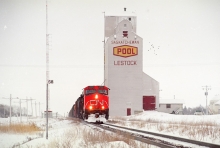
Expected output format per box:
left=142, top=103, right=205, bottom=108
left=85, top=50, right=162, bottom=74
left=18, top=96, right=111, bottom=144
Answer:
left=0, top=104, right=27, bottom=118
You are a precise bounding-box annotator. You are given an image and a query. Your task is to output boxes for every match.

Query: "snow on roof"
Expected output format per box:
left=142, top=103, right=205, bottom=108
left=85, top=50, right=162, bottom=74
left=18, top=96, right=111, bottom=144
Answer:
left=159, top=99, right=184, bottom=104
left=215, top=100, right=220, bottom=105
left=210, top=95, right=220, bottom=104
left=211, top=95, right=220, bottom=100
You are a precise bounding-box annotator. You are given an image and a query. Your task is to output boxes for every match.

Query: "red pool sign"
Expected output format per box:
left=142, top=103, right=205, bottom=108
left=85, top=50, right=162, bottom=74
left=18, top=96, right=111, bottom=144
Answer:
left=113, top=45, right=138, bottom=58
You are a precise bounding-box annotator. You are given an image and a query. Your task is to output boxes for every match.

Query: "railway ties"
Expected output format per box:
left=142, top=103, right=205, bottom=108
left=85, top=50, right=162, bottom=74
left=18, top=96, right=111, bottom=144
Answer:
left=84, top=121, right=177, bottom=148
left=99, top=124, right=182, bottom=148
left=101, top=123, right=220, bottom=148
left=78, top=120, right=220, bottom=148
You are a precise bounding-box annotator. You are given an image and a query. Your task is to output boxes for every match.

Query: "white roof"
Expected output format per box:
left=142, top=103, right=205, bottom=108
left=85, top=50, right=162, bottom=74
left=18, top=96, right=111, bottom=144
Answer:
left=210, top=95, right=220, bottom=104
left=159, top=99, right=184, bottom=104
left=211, top=95, right=220, bottom=100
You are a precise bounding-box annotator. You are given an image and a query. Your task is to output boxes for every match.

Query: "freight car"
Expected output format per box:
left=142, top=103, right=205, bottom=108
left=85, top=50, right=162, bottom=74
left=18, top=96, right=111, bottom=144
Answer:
left=69, top=85, right=109, bottom=122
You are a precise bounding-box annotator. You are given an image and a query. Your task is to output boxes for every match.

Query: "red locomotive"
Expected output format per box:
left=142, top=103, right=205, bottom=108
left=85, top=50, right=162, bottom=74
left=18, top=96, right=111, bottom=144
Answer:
left=69, top=85, right=110, bottom=122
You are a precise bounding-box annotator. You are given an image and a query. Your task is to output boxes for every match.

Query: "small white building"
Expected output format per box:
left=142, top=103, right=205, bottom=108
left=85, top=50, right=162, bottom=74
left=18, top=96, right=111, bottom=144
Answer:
left=157, top=99, right=184, bottom=114
left=209, top=95, right=220, bottom=114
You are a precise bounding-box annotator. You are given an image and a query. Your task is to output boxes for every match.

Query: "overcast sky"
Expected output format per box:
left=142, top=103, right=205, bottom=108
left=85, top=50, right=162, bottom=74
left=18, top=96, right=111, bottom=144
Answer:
left=0, top=0, right=220, bottom=115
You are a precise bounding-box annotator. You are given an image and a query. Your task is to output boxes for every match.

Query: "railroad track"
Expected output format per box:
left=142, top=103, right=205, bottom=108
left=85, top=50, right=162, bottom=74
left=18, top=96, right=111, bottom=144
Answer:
left=88, top=122, right=220, bottom=148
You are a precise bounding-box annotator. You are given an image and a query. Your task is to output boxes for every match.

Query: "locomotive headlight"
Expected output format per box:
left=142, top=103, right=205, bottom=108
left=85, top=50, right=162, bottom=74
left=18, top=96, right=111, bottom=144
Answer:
left=89, top=106, right=93, bottom=110
left=102, top=106, right=105, bottom=109
left=95, top=94, right=98, bottom=99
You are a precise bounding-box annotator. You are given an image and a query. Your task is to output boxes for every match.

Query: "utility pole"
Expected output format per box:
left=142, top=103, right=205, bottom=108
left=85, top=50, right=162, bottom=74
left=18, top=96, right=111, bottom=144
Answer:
left=202, top=85, right=211, bottom=115
left=39, top=102, right=40, bottom=117
left=46, top=0, right=53, bottom=140
left=26, top=97, right=29, bottom=121
left=14, top=99, right=22, bottom=122
left=2, top=94, right=18, bottom=125
left=22, top=97, right=35, bottom=121
left=103, top=11, right=105, bottom=85
left=35, top=101, right=37, bottom=117
left=4, top=105, right=5, bottom=118
left=14, top=98, right=26, bottom=123
left=30, top=98, right=36, bottom=117
left=31, top=98, right=33, bottom=116
left=46, top=80, right=53, bottom=139
left=46, top=0, right=52, bottom=112
left=20, top=99, right=21, bottom=122
left=39, top=102, right=44, bottom=117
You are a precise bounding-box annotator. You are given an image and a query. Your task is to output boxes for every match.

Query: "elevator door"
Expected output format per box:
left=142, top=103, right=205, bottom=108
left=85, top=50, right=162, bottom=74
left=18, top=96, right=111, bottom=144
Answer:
left=143, top=96, right=155, bottom=110
left=127, top=108, right=131, bottom=116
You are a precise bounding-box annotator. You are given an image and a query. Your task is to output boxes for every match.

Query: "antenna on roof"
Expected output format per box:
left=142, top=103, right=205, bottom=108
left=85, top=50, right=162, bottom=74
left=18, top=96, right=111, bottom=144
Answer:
left=124, top=7, right=126, bottom=11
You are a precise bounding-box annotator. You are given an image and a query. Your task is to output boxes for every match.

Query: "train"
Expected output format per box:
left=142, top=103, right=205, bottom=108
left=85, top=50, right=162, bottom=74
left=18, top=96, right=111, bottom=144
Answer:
left=69, top=85, right=110, bottom=122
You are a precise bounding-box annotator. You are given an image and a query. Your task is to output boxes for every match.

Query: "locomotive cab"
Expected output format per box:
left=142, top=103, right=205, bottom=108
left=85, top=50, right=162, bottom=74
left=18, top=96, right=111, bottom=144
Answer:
left=69, top=85, right=110, bottom=123
left=83, top=86, right=109, bottom=121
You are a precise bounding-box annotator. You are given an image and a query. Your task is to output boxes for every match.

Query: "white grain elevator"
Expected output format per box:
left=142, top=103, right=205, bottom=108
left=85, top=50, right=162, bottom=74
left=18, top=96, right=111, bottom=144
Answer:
left=104, top=10, right=159, bottom=116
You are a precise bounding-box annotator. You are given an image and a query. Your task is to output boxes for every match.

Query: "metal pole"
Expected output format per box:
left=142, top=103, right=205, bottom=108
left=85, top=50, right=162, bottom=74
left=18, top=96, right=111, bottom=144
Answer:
left=202, top=85, right=211, bottom=115
left=206, top=94, right=207, bottom=115
left=17, top=98, right=31, bottom=122
left=31, top=98, right=33, bottom=117
left=103, top=11, right=105, bottom=85
left=39, top=102, right=40, bottom=117
left=46, top=0, right=49, bottom=140
left=4, top=105, right=5, bottom=118
left=13, top=98, right=23, bottom=123
left=35, top=101, right=37, bottom=117
left=27, top=97, right=28, bottom=121
left=20, top=99, right=21, bottom=122
left=1, top=95, right=18, bottom=124
left=10, top=94, right=11, bottom=125
left=46, top=83, right=48, bottom=139
left=38, top=102, right=44, bottom=118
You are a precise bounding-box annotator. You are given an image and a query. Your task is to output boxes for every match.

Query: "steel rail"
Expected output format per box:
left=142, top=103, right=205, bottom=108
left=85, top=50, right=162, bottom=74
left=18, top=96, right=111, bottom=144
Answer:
left=90, top=123, right=176, bottom=148
left=68, top=118, right=176, bottom=147
left=103, top=123, right=220, bottom=148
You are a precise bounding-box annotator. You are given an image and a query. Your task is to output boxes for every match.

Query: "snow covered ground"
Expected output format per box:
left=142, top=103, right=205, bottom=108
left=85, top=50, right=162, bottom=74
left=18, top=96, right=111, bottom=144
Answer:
left=0, top=111, right=220, bottom=148
left=110, top=111, right=220, bottom=146
left=0, top=116, right=146, bottom=148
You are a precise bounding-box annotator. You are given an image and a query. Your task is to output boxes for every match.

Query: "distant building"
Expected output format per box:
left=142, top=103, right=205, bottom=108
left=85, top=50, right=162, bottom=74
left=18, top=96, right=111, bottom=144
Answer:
left=208, top=95, right=220, bottom=114
left=157, top=99, right=184, bottom=114
left=104, top=10, right=159, bottom=116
